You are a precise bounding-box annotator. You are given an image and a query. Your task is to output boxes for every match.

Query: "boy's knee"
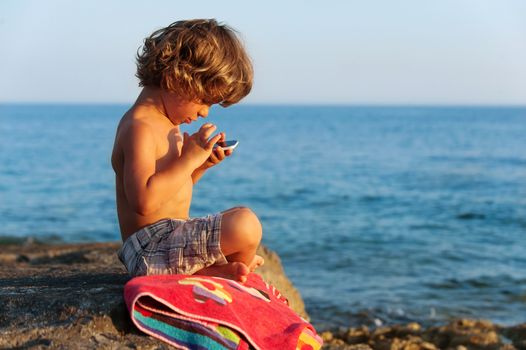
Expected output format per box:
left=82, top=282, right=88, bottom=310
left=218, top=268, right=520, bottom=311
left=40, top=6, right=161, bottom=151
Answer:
left=236, top=207, right=262, bottom=238
left=225, top=207, right=262, bottom=246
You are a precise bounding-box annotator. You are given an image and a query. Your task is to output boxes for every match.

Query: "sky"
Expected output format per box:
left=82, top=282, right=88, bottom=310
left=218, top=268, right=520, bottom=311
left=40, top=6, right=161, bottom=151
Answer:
left=0, top=0, right=525, bottom=105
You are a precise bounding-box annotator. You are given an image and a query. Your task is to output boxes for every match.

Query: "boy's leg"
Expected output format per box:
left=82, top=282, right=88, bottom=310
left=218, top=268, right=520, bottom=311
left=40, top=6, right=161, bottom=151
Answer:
left=195, top=207, right=264, bottom=282
left=218, top=206, right=264, bottom=270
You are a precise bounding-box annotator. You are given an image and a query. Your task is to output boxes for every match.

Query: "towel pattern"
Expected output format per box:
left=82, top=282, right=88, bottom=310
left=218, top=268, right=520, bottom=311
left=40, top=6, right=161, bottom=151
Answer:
left=124, top=273, right=322, bottom=350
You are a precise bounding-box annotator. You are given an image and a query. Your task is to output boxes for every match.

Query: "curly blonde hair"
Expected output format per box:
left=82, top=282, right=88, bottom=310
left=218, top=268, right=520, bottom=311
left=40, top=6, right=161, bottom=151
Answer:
left=136, top=19, right=253, bottom=107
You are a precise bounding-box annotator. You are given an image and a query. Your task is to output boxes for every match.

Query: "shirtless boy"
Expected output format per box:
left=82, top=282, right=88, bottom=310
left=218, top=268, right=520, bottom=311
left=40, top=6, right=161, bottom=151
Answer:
left=112, top=19, right=263, bottom=283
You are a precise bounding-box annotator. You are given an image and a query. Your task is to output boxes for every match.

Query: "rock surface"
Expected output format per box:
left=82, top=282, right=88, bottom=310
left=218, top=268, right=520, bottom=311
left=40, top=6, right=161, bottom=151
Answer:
left=0, top=242, right=307, bottom=349
left=1, top=242, right=525, bottom=349
left=321, top=319, right=526, bottom=350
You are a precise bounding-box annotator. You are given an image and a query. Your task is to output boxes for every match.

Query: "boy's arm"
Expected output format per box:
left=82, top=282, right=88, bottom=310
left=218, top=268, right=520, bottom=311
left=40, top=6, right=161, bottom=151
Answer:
left=191, top=134, right=232, bottom=184
left=191, top=167, right=207, bottom=184
left=122, top=122, right=196, bottom=216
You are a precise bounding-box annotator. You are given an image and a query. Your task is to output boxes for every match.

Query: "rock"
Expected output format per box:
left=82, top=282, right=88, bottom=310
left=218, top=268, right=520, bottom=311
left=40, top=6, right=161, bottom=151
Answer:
left=322, top=319, right=526, bottom=350
left=343, top=326, right=370, bottom=344
left=3, top=242, right=526, bottom=350
left=0, top=242, right=308, bottom=349
left=500, top=323, right=526, bottom=350
left=423, top=319, right=502, bottom=349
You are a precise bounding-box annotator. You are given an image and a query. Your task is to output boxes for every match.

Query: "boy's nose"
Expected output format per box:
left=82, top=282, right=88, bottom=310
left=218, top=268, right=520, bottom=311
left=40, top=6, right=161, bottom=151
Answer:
left=198, top=106, right=209, bottom=118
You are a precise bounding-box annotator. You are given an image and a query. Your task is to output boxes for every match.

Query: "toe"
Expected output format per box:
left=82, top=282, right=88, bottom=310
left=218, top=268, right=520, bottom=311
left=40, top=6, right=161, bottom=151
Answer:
left=235, top=262, right=250, bottom=282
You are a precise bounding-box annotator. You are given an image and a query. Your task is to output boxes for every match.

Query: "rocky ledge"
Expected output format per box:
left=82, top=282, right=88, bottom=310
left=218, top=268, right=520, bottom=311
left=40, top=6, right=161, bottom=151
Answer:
left=321, top=319, right=526, bottom=350
left=0, top=242, right=307, bottom=349
left=1, top=242, right=525, bottom=350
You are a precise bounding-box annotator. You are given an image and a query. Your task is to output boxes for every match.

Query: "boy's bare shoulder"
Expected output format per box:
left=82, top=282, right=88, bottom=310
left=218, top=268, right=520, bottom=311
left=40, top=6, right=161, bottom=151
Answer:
left=117, top=116, right=152, bottom=143
left=112, top=109, right=166, bottom=171
left=115, top=108, right=168, bottom=149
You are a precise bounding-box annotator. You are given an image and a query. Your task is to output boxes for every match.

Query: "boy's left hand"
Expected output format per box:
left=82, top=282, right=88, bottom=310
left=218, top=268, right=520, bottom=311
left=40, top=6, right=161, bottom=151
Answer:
left=198, top=132, right=233, bottom=170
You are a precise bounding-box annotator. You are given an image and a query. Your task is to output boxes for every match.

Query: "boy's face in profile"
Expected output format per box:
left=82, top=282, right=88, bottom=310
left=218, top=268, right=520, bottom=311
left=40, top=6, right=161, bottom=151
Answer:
left=161, top=90, right=211, bottom=125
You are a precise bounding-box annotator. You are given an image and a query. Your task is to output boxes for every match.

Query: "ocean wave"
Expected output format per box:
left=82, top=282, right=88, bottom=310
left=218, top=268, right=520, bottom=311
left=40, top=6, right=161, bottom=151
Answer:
left=456, top=212, right=486, bottom=220
left=425, top=275, right=526, bottom=290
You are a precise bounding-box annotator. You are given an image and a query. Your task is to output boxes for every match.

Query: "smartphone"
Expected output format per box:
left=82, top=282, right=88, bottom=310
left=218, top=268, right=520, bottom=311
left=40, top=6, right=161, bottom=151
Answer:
left=214, top=140, right=239, bottom=151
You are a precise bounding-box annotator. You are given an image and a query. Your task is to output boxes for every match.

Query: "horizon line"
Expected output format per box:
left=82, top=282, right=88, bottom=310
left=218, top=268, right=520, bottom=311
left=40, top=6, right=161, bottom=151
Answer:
left=1, top=101, right=526, bottom=108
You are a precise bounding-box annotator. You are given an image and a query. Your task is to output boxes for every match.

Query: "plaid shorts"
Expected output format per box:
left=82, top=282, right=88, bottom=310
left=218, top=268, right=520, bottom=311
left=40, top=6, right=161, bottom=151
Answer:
left=117, top=214, right=227, bottom=277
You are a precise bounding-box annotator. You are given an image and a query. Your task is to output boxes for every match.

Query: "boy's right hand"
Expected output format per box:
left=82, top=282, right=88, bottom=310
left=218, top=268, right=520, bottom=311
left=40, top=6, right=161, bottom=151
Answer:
left=181, top=123, right=223, bottom=169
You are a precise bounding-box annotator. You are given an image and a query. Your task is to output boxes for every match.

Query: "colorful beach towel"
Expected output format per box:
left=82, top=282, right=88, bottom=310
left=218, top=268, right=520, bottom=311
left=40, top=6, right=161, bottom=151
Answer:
left=124, top=273, right=323, bottom=350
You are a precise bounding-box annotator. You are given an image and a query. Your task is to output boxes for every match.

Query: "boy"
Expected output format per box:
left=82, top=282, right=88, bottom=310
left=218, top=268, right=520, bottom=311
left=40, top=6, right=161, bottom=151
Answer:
left=112, top=19, right=264, bottom=283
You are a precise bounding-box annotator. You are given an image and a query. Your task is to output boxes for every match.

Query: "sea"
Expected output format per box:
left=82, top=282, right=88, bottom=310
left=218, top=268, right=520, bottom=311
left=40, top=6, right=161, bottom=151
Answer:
left=1, top=104, right=525, bottom=330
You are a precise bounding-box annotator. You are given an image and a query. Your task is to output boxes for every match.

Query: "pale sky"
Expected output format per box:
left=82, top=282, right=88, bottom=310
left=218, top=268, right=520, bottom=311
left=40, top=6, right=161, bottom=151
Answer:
left=1, top=0, right=525, bottom=105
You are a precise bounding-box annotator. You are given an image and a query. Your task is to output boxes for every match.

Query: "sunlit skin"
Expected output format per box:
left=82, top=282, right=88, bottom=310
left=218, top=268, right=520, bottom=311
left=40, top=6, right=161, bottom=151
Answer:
left=111, top=86, right=264, bottom=282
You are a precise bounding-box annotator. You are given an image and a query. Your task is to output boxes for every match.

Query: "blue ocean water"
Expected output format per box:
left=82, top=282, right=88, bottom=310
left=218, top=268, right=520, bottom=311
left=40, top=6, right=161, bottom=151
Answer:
left=1, top=104, right=525, bottom=329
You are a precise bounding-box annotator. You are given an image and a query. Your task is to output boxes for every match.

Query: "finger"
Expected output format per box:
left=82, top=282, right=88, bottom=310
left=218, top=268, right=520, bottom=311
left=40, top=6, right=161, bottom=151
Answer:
left=224, top=149, right=233, bottom=157
left=199, top=123, right=216, bottom=133
left=206, top=133, right=223, bottom=150
left=200, top=122, right=215, bottom=130
left=214, top=146, right=226, bottom=160
left=196, top=123, right=215, bottom=137
left=183, top=132, right=189, bottom=143
left=208, top=152, right=219, bottom=164
left=200, top=124, right=217, bottom=141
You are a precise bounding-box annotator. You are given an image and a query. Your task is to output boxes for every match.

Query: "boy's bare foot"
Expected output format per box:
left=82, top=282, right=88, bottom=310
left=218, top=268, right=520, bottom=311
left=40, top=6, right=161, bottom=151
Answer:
left=248, top=255, right=264, bottom=272
left=195, top=262, right=250, bottom=283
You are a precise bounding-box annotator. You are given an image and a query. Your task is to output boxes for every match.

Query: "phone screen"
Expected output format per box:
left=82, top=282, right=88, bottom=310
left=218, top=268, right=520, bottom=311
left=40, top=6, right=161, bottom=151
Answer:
left=216, top=140, right=237, bottom=148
